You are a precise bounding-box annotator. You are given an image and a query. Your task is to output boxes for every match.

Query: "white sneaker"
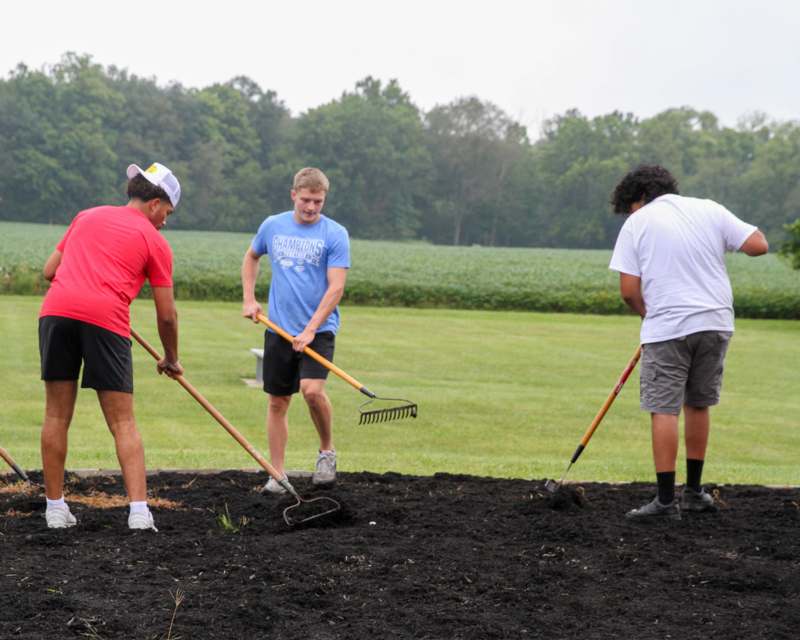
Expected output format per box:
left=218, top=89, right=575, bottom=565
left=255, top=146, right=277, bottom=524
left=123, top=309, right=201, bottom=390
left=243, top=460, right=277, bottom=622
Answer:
left=313, top=450, right=337, bottom=486
left=261, top=475, right=291, bottom=495
left=45, top=504, right=77, bottom=529
left=128, top=510, right=158, bottom=532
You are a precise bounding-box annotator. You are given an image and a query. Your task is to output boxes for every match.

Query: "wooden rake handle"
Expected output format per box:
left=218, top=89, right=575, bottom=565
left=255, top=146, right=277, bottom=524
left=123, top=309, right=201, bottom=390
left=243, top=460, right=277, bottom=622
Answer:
left=255, top=313, right=375, bottom=398
left=570, top=344, right=642, bottom=463
left=129, top=328, right=286, bottom=485
left=0, top=445, right=30, bottom=482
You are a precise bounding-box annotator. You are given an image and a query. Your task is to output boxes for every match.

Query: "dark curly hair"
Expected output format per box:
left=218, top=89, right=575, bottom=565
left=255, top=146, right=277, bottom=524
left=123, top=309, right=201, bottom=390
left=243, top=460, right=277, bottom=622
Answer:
left=127, top=174, right=171, bottom=204
left=610, top=165, right=679, bottom=214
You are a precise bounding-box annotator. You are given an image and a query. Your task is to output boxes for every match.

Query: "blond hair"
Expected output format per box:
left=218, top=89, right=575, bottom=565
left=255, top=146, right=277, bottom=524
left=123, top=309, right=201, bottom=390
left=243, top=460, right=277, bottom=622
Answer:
left=293, top=167, right=330, bottom=193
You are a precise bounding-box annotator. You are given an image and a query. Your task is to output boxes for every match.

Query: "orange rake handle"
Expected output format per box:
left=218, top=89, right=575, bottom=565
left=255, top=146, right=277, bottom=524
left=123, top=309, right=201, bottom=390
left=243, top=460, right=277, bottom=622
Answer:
left=130, top=328, right=290, bottom=489
left=255, top=313, right=376, bottom=398
left=570, top=344, right=642, bottom=463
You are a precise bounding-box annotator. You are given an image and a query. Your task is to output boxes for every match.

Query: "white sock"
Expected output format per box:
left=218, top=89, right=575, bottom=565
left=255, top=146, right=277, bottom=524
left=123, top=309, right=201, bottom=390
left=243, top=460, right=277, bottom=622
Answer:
left=46, top=497, right=66, bottom=509
left=129, top=501, right=149, bottom=515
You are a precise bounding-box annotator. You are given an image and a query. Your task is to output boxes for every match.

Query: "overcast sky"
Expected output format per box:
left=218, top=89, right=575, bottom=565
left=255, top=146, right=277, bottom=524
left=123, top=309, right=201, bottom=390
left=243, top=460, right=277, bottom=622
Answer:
left=3, top=1, right=798, bottom=135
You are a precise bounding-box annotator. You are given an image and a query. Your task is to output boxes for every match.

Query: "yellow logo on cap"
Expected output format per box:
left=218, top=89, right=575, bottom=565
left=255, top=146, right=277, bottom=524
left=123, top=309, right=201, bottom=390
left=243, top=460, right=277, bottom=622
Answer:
left=146, top=164, right=159, bottom=174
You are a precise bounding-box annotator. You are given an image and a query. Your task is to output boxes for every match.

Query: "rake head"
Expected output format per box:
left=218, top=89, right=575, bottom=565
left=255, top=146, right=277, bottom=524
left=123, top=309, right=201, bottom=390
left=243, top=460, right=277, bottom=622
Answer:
left=358, top=398, right=418, bottom=425
left=283, top=495, right=342, bottom=527
left=275, top=477, right=342, bottom=527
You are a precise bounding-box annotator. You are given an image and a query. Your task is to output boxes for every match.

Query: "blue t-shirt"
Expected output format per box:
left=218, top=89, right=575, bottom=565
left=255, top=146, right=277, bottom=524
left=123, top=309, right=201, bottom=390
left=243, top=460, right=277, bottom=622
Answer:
left=251, top=211, right=350, bottom=336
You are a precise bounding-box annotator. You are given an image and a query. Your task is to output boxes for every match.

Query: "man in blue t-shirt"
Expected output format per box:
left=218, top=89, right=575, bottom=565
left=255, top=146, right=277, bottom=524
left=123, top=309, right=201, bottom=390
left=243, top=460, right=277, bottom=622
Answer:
left=242, top=167, right=350, bottom=492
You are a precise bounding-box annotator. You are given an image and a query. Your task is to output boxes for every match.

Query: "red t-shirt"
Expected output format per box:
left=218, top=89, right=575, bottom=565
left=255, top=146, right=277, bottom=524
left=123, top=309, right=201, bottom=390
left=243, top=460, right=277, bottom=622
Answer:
left=40, top=205, right=173, bottom=337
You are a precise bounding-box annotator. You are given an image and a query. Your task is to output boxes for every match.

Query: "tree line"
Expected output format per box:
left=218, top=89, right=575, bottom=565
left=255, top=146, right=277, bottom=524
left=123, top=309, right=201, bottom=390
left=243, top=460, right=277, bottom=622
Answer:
left=1, top=53, right=799, bottom=251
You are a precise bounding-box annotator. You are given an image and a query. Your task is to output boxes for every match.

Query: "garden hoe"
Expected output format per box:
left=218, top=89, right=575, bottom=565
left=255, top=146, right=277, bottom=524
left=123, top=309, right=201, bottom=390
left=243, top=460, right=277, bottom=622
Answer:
left=545, top=344, right=642, bottom=494
left=254, top=313, right=418, bottom=425
left=130, top=329, right=341, bottom=527
left=0, top=446, right=31, bottom=483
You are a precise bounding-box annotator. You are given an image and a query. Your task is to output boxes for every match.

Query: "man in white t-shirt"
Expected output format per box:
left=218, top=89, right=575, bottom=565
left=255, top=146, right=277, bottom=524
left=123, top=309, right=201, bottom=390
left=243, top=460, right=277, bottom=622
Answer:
left=608, top=165, right=768, bottom=520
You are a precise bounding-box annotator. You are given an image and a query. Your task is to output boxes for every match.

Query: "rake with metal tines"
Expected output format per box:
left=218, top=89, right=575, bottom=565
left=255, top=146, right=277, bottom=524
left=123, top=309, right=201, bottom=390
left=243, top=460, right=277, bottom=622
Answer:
left=131, top=328, right=341, bottom=527
left=255, top=314, right=418, bottom=426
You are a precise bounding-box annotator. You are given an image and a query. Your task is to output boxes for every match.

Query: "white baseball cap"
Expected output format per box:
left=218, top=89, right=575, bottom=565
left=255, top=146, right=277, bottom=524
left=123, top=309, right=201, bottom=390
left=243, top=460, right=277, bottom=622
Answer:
left=126, top=162, right=181, bottom=208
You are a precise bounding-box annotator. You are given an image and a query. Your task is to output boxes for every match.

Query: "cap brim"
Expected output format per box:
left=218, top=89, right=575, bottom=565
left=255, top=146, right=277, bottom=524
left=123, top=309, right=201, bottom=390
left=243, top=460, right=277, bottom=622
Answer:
left=126, top=164, right=143, bottom=180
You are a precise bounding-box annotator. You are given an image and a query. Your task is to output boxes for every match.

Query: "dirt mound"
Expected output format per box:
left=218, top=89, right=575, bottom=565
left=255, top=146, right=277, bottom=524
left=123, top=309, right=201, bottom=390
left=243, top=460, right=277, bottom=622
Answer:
left=1, top=470, right=798, bottom=639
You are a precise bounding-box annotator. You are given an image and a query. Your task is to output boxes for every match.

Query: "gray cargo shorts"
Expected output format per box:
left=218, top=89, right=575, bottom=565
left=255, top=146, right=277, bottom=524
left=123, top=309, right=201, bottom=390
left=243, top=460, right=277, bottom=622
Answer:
left=640, top=331, right=733, bottom=415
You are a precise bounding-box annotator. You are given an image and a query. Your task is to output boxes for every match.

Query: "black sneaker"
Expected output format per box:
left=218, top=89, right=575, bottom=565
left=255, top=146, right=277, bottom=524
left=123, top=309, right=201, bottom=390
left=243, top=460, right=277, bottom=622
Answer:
left=625, top=497, right=681, bottom=521
left=680, top=487, right=717, bottom=513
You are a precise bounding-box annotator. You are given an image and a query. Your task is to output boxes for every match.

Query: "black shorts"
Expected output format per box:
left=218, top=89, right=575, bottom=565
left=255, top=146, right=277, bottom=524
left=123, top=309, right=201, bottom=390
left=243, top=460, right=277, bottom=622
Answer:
left=263, top=330, right=334, bottom=396
left=39, top=316, right=133, bottom=393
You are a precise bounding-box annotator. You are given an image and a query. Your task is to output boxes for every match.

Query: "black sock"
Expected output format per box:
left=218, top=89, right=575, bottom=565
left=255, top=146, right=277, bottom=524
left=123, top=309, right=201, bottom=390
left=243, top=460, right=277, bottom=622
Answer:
left=656, top=471, right=676, bottom=504
left=686, top=459, right=705, bottom=492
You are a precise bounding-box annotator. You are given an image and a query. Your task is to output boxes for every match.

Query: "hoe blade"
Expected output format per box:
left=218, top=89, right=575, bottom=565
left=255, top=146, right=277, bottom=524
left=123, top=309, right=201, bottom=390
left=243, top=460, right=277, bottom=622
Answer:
left=545, top=462, right=573, bottom=494
left=544, top=479, right=560, bottom=493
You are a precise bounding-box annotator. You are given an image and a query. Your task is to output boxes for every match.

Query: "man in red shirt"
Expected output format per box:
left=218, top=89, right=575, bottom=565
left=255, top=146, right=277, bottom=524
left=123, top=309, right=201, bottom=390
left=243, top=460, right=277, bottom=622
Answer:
left=39, top=162, right=183, bottom=531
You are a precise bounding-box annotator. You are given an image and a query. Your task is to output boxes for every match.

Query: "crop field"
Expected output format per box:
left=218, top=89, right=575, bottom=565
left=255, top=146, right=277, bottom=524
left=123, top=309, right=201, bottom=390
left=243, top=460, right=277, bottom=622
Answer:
left=2, top=221, right=799, bottom=317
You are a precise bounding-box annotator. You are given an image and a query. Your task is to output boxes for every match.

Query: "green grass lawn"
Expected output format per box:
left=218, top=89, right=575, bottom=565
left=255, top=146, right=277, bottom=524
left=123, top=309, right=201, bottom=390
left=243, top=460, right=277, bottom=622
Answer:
left=1, top=296, right=798, bottom=485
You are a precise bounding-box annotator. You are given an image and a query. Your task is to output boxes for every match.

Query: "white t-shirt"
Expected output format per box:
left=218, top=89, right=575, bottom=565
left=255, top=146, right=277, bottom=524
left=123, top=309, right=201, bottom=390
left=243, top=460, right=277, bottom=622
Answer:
left=609, top=194, right=757, bottom=344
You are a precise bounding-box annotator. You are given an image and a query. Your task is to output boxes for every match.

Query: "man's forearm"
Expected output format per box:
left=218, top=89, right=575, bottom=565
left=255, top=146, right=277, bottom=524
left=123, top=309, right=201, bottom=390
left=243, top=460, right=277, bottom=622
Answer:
left=619, top=273, right=645, bottom=318
left=156, top=314, right=179, bottom=362
left=241, top=253, right=260, bottom=304
left=305, top=286, right=344, bottom=333
left=623, top=294, right=646, bottom=318
left=43, top=250, right=62, bottom=281
left=152, top=286, right=179, bottom=362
